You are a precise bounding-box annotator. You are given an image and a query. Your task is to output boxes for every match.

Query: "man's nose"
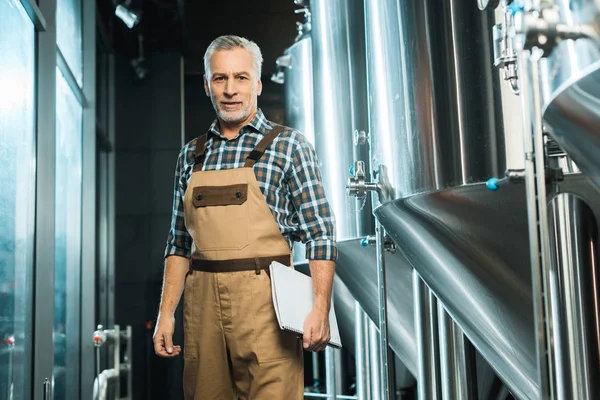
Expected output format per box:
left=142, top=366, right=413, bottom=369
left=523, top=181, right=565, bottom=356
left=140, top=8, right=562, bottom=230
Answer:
left=224, top=79, right=236, bottom=96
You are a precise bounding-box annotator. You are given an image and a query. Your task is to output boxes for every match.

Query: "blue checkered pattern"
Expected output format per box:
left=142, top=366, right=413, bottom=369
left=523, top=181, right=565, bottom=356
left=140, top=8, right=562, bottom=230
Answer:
left=164, top=109, right=337, bottom=261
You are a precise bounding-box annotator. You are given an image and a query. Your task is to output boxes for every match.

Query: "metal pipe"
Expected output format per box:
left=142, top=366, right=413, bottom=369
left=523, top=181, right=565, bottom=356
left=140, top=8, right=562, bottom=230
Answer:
left=6, top=338, right=14, bottom=400
left=325, top=347, right=338, bottom=399
left=303, top=394, right=357, bottom=399
left=93, top=368, right=117, bottom=400
left=414, top=271, right=442, bottom=400
left=438, top=304, right=478, bottom=400
left=355, top=302, right=370, bottom=400
left=375, top=220, right=392, bottom=399
left=368, top=321, right=382, bottom=400
left=548, top=194, right=600, bottom=400
left=518, top=48, right=554, bottom=400
left=43, top=378, right=50, bottom=400
left=125, top=326, right=132, bottom=399
left=113, top=325, right=121, bottom=396
left=313, top=353, right=320, bottom=387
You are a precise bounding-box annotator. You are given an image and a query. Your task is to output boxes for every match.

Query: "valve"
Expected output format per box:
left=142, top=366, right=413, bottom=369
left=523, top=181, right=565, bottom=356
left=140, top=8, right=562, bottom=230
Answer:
left=360, top=235, right=395, bottom=252
left=486, top=168, right=565, bottom=191
left=486, top=169, right=526, bottom=191
left=93, top=325, right=107, bottom=347
left=347, top=160, right=386, bottom=200
left=361, top=236, right=376, bottom=247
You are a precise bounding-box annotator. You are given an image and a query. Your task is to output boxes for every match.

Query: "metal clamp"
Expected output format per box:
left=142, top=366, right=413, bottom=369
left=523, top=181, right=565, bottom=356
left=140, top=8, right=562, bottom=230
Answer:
left=493, top=6, right=520, bottom=93
left=294, top=6, right=312, bottom=41
left=512, top=1, right=599, bottom=55
left=270, top=54, right=292, bottom=84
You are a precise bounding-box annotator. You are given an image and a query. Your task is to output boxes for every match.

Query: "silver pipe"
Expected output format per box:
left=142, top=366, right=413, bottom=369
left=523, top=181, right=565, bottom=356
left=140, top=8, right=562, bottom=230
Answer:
left=548, top=194, right=600, bottom=400
left=438, top=304, right=477, bottom=400
left=518, top=49, right=554, bottom=399
left=325, top=347, right=338, bottom=399
left=125, top=326, right=133, bottom=399
left=355, top=302, right=370, bottom=400
left=95, top=346, right=101, bottom=400
left=303, top=394, right=357, bottom=399
left=414, top=271, right=442, bottom=400
left=335, top=348, right=344, bottom=395
left=368, top=321, right=382, bottom=400
left=313, top=353, right=320, bottom=386
left=43, top=378, right=50, bottom=400
left=375, top=220, right=392, bottom=399
left=93, top=368, right=117, bottom=400
left=7, top=341, right=14, bottom=400
left=113, top=325, right=121, bottom=396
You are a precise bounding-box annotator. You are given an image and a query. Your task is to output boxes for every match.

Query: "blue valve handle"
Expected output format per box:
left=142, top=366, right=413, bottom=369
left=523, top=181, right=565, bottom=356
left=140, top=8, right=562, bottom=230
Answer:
left=486, top=177, right=500, bottom=191
left=361, top=238, right=369, bottom=247
left=508, top=1, right=524, bottom=16
left=486, top=177, right=504, bottom=191
left=349, top=165, right=355, bottom=176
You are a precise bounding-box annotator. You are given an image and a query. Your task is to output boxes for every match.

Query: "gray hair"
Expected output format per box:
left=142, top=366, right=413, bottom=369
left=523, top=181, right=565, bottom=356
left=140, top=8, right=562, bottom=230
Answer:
left=203, top=35, right=263, bottom=79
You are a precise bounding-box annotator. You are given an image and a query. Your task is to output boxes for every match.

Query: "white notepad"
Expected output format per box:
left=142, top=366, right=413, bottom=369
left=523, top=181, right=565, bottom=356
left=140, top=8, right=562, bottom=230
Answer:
left=269, top=261, right=342, bottom=349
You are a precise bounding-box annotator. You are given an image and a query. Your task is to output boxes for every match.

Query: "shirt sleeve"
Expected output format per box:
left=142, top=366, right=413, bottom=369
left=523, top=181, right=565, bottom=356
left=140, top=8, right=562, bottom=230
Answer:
left=287, top=135, right=337, bottom=261
left=164, top=147, right=192, bottom=259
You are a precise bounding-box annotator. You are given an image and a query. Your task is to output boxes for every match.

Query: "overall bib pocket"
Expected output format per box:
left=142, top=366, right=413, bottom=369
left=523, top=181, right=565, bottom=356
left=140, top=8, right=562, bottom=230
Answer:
left=192, top=184, right=250, bottom=251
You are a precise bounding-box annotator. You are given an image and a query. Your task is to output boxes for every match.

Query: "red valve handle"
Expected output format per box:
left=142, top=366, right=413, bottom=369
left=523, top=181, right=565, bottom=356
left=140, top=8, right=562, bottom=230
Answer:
left=93, top=335, right=102, bottom=342
left=5, top=336, right=15, bottom=345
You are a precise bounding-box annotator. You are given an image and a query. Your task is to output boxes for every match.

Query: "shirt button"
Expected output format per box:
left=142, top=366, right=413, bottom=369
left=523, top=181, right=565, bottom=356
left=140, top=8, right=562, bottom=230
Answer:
left=235, top=192, right=242, bottom=199
left=196, top=194, right=203, bottom=201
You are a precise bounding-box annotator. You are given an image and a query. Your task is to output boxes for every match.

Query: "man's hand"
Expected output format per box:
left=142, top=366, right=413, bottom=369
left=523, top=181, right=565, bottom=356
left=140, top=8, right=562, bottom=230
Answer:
left=302, top=308, right=331, bottom=352
left=153, top=314, right=181, bottom=358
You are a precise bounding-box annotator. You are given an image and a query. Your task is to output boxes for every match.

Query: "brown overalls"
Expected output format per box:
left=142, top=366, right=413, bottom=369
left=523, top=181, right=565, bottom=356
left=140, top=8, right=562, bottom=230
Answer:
left=182, top=126, right=304, bottom=400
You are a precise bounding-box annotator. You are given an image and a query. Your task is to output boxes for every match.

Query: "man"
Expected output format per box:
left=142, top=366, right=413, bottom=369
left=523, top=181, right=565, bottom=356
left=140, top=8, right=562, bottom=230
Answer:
left=153, top=35, right=337, bottom=399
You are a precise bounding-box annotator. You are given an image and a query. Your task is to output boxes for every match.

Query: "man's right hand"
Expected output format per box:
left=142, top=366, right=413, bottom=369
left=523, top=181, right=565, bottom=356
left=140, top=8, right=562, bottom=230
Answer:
left=153, top=314, right=181, bottom=358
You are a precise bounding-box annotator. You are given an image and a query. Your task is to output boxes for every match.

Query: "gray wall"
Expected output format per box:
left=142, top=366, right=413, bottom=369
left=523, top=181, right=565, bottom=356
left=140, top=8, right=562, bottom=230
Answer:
left=114, top=51, right=185, bottom=400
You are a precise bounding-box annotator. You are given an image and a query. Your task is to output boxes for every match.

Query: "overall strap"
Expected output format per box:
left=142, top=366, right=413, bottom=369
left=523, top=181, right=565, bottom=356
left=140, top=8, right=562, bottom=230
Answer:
left=243, top=125, right=285, bottom=168
left=192, top=133, right=208, bottom=172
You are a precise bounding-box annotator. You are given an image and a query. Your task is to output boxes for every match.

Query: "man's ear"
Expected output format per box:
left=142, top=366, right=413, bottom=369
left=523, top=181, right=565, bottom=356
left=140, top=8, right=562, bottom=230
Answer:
left=257, top=79, right=263, bottom=96
left=203, top=75, right=210, bottom=97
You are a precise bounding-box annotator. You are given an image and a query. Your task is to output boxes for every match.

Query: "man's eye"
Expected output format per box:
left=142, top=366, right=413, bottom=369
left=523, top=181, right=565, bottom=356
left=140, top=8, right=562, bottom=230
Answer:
left=238, top=76, right=248, bottom=80
left=215, top=77, right=225, bottom=82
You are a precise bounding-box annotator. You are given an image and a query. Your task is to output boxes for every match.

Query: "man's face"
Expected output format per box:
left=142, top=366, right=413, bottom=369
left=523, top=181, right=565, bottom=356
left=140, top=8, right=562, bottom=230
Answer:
left=204, top=47, right=262, bottom=125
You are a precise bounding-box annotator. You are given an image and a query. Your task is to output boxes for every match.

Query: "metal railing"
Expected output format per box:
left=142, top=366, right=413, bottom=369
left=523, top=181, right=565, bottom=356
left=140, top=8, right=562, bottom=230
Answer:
left=92, top=324, right=132, bottom=400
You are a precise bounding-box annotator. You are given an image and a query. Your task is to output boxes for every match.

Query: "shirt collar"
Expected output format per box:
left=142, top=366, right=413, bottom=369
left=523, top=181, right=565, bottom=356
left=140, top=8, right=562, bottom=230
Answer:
left=208, top=109, right=274, bottom=140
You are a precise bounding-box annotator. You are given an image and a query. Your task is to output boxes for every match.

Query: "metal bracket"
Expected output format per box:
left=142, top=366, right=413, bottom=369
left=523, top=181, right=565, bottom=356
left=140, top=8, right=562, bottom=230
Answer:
left=493, top=7, right=520, bottom=93
left=513, top=2, right=599, bottom=56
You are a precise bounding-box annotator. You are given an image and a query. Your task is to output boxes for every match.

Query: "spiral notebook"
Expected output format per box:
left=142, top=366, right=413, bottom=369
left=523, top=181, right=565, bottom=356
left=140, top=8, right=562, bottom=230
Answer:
left=269, top=261, right=342, bottom=349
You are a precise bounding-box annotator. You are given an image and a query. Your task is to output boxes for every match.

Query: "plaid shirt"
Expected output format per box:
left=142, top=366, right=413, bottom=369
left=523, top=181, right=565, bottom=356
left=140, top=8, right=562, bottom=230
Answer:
left=164, top=109, right=337, bottom=261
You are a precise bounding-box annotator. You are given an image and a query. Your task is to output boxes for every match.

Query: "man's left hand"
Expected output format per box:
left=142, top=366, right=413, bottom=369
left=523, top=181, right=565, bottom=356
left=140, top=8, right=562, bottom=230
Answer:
left=302, top=308, right=331, bottom=352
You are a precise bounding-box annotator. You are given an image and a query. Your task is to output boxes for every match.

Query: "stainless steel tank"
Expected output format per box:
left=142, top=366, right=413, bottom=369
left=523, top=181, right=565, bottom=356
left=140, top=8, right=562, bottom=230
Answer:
left=276, top=34, right=315, bottom=268
left=540, top=0, right=600, bottom=191
left=282, top=37, right=315, bottom=146
left=364, top=0, right=505, bottom=202
left=311, top=0, right=372, bottom=239
left=364, top=0, right=523, bottom=397
left=276, top=27, right=360, bottom=352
